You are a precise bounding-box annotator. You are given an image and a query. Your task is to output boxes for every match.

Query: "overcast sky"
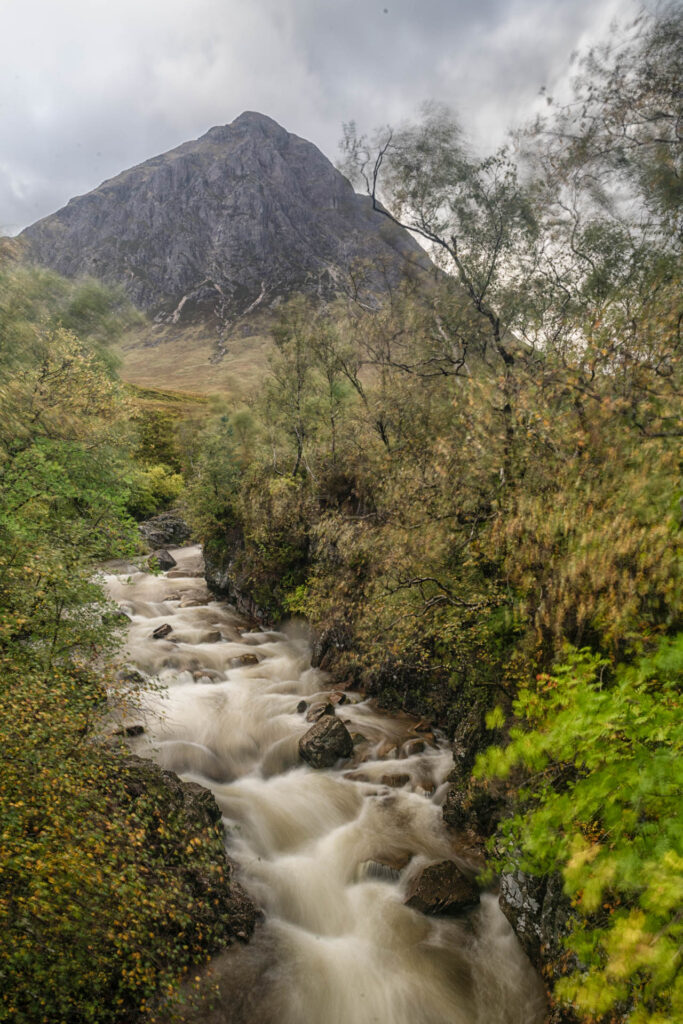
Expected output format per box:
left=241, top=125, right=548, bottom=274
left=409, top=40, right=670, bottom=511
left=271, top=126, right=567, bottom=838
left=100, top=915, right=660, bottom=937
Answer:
left=2, top=0, right=642, bottom=235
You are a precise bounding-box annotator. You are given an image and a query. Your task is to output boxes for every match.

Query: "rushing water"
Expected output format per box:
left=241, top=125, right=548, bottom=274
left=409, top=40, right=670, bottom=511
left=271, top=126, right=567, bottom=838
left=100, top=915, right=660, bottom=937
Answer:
left=103, top=545, right=546, bottom=1024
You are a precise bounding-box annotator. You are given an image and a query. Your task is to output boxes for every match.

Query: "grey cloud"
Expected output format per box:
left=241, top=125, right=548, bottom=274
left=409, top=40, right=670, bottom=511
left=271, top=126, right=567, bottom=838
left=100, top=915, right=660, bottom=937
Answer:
left=1, top=0, right=640, bottom=234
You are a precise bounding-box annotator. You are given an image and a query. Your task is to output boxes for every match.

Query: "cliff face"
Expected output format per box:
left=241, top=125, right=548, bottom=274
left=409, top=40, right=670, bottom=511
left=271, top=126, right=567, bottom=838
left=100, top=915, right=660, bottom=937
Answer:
left=20, top=112, right=429, bottom=324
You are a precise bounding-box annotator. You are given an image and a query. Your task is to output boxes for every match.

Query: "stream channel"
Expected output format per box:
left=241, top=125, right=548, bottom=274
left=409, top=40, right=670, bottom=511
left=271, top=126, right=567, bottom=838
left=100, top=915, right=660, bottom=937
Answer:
left=103, top=544, right=547, bottom=1024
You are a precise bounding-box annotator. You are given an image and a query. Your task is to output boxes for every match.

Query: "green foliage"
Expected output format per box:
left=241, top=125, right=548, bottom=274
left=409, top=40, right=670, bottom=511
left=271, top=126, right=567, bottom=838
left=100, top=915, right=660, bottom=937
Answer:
left=132, top=407, right=184, bottom=473
left=183, top=414, right=242, bottom=540
left=182, top=12, right=681, bottom=1018
left=477, top=639, right=683, bottom=1023
left=125, top=463, right=184, bottom=519
left=0, top=263, right=236, bottom=1022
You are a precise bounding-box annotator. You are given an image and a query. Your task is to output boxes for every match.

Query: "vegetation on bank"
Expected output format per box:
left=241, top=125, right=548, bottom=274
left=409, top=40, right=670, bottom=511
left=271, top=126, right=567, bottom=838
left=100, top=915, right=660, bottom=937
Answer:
left=184, top=9, right=682, bottom=1022
left=0, top=266, right=247, bottom=1023
left=0, top=7, right=679, bottom=1023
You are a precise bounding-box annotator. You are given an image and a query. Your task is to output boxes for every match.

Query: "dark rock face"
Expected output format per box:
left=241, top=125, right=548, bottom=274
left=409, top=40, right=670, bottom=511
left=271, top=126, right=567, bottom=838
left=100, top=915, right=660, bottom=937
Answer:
left=499, top=869, right=579, bottom=1024
left=311, top=622, right=353, bottom=670
left=139, top=510, right=191, bottom=549
left=405, top=860, right=480, bottom=916
left=20, top=112, right=430, bottom=324
left=299, top=715, right=353, bottom=768
left=203, top=532, right=268, bottom=623
left=499, top=870, right=573, bottom=969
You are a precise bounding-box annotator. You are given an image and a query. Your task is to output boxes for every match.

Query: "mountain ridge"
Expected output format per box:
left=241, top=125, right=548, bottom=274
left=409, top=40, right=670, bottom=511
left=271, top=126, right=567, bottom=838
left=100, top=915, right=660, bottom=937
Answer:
left=19, top=112, right=430, bottom=329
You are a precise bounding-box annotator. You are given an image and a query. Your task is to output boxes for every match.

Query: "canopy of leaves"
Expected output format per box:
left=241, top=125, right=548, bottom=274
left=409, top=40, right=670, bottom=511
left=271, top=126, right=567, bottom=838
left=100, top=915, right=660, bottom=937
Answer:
left=477, top=639, right=683, bottom=1023
left=0, top=263, right=235, bottom=1022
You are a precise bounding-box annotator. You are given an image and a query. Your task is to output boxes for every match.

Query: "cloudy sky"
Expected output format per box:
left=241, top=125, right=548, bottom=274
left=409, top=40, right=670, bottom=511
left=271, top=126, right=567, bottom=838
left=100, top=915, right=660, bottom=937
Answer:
left=2, top=0, right=641, bottom=235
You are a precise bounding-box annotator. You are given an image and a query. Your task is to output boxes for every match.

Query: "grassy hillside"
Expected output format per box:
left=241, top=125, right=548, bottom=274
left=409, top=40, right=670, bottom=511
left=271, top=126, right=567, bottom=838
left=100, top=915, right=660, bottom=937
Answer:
left=114, top=312, right=276, bottom=399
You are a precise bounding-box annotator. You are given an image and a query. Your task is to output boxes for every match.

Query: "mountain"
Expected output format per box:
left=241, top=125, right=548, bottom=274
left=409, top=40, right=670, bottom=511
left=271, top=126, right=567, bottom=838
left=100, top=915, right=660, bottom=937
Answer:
left=19, top=112, right=429, bottom=329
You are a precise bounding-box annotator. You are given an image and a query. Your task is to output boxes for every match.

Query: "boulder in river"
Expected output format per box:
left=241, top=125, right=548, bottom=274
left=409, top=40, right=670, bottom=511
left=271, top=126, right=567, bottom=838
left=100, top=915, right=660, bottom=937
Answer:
left=405, top=860, right=480, bottom=916
left=233, top=653, right=259, bottom=667
left=153, top=548, right=177, bottom=571
left=152, top=623, right=173, bottom=639
left=120, top=756, right=257, bottom=939
left=201, top=630, right=223, bottom=643
left=299, top=715, right=353, bottom=768
left=305, top=701, right=336, bottom=723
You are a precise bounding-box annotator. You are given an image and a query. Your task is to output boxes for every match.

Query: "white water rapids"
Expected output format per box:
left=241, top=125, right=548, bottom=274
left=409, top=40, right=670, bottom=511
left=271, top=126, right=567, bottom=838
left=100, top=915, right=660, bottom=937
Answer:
left=103, top=545, right=546, bottom=1024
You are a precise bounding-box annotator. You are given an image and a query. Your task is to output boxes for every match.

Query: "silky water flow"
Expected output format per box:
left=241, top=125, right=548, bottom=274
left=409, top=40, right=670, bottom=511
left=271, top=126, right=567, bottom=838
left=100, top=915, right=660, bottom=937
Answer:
left=103, top=545, right=547, bottom=1024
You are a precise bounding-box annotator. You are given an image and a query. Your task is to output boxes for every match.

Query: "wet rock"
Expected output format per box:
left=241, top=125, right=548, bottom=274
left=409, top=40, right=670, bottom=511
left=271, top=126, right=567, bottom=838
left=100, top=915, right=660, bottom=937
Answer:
left=443, top=782, right=507, bottom=839
left=234, top=653, right=259, bottom=667
left=405, top=860, right=480, bottom=916
left=115, top=666, right=147, bottom=687
left=152, top=623, right=173, bottom=639
left=181, top=780, right=224, bottom=825
left=153, top=548, right=177, bottom=571
left=311, top=622, right=353, bottom=670
left=299, top=715, right=353, bottom=768
left=328, top=691, right=347, bottom=706
left=296, top=700, right=308, bottom=714
left=193, top=668, right=222, bottom=681
left=350, top=732, right=366, bottom=746
left=114, top=724, right=145, bottom=738
left=400, top=738, right=425, bottom=758
left=201, top=630, right=223, bottom=643
left=499, top=870, right=574, bottom=971
left=203, top=532, right=269, bottom=623
left=377, top=741, right=398, bottom=760
left=305, top=701, right=335, bottom=723
left=138, top=510, right=191, bottom=550
left=381, top=773, right=411, bottom=788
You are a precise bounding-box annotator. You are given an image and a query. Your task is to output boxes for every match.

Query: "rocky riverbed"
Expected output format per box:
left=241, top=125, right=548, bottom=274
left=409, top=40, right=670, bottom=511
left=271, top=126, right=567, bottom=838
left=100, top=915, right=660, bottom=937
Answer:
left=103, top=545, right=546, bottom=1024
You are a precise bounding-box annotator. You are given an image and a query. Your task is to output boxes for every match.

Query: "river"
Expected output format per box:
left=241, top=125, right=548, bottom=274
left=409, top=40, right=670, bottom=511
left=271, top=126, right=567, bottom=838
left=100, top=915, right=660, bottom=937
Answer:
left=103, top=544, right=546, bottom=1024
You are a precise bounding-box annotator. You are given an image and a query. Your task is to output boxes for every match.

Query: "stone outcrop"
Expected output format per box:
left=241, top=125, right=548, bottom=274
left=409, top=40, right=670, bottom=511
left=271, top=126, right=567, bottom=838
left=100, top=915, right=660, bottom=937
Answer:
left=499, top=869, right=579, bottom=1023
left=139, top=509, right=191, bottom=549
left=299, top=715, right=353, bottom=768
left=405, top=860, right=480, bottom=916
left=20, top=112, right=431, bottom=326
left=203, top=532, right=268, bottom=623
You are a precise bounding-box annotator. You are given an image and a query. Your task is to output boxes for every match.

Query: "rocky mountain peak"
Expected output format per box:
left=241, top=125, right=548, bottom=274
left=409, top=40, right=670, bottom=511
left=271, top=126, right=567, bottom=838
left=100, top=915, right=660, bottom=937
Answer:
left=20, top=112, right=429, bottom=325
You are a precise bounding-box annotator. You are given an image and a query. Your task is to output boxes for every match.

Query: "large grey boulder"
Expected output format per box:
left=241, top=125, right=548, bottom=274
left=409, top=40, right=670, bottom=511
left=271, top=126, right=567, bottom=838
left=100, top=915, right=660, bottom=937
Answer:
left=299, top=715, right=353, bottom=768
